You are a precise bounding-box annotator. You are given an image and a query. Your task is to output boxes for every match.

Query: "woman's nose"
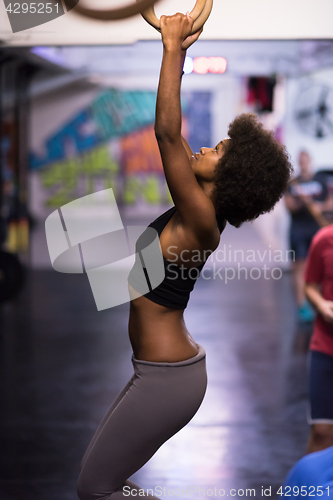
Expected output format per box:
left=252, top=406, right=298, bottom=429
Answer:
left=200, top=147, right=214, bottom=155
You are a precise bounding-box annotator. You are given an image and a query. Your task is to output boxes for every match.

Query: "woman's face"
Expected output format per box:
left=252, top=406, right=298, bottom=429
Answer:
left=190, top=139, right=228, bottom=182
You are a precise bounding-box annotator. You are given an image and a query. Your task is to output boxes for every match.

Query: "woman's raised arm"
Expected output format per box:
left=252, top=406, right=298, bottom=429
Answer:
left=155, top=14, right=217, bottom=235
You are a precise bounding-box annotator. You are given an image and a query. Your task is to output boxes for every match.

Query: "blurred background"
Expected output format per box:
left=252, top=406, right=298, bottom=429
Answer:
left=1, top=1, right=333, bottom=499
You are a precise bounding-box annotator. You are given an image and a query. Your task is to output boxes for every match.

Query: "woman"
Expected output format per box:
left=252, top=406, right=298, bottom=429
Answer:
left=77, top=13, right=292, bottom=500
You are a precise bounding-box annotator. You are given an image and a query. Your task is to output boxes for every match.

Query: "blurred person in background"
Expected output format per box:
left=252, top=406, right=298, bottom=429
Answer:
left=304, top=223, right=333, bottom=454
left=283, top=446, right=333, bottom=499
left=283, top=221, right=333, bottom=497
left=285, top=151, right=328, bottom=323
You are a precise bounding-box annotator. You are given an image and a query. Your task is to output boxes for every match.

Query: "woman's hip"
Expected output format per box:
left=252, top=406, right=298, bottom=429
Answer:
left=131, top=344, right=207, bottom=426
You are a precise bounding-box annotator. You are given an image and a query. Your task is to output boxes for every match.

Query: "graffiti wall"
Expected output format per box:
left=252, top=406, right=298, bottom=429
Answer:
left=29, top=88, right=212, bottom=267
left=30, top=89, right=212, bottom=211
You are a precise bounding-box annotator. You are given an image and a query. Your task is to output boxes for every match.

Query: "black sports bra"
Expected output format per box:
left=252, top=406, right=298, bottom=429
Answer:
left=128, top=206, right=222, bottom=309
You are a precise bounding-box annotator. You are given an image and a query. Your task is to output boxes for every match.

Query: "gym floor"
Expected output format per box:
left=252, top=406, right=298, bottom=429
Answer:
left=0, top=219, right=312, bottom=500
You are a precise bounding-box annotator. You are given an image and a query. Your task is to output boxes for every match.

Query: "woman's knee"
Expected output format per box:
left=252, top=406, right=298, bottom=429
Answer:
left=77, top=469, right=106, bottom=500
left=77, top=462, right=121, bottom=500
left=77, top=472, right=93, bottom=500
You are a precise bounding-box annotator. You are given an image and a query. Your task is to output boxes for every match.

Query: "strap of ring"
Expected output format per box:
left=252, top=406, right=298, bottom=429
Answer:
left=65, top=0, right=160, bottom=21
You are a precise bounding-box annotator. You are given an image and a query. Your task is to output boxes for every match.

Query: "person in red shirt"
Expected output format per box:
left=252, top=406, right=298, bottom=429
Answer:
left=304, top=224, right=333, bottom=453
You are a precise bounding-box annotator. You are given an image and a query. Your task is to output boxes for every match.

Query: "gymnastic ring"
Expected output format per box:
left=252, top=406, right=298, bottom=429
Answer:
left=64, top=0, right=161, bottom=21
left=139, top=0, right=213, bottom=34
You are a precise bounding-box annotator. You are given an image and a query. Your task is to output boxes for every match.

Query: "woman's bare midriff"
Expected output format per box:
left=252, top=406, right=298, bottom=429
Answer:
left=127, top=210, right=224, bottom=363
left=128, top=286, right=198, bottom=363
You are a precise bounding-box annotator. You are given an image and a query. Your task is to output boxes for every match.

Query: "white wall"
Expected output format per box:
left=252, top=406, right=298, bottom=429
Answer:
left=285, top=67, right=333, bottom=174
left=31, top=85, right=100, bottom=158
left=253, top=67, right=333, bottom=264
left=1, top=0, right=333, bottom=46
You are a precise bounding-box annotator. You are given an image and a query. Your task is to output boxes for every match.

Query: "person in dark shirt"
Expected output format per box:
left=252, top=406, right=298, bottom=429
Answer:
left=285, top=151, right=327, bottom=323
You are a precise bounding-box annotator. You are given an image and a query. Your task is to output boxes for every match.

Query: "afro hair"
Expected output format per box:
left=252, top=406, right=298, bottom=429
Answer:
left=212, top=113, right=293, bottom=228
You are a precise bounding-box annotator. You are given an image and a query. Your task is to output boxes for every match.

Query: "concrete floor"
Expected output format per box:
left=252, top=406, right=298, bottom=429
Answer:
left=0, top=221, right=313, bottom=500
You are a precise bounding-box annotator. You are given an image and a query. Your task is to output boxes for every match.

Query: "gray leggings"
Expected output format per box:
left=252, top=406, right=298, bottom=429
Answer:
left=77, top=345, right=207, bottom=500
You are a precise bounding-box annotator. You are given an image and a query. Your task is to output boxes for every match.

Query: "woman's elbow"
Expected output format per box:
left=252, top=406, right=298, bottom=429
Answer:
left=154, top=125, right=177, bottom=144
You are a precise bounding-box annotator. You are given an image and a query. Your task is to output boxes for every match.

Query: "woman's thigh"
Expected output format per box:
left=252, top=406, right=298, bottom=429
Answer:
left=80, top=377, right=135, bottom=471
left=77, top=349, right=207, bottom=499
